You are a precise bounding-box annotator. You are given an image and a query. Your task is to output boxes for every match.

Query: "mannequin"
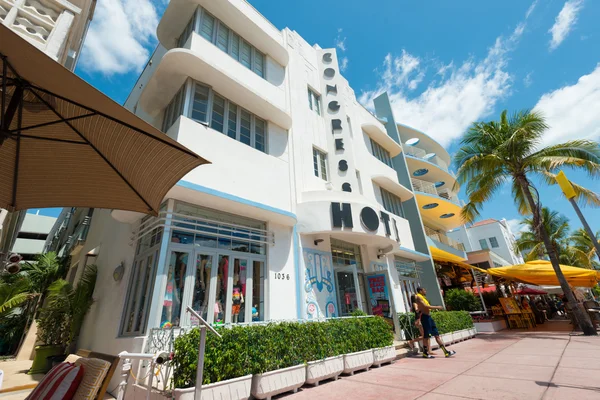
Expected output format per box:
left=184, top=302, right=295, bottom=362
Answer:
left=232, top=273, right=244, bottom=323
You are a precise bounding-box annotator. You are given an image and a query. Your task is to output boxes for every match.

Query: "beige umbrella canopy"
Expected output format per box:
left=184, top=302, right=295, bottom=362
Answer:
left=0, top=24, right=209, bottom=215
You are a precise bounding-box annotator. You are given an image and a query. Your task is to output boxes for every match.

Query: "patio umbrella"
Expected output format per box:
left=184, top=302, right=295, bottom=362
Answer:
left=487, top=260, right=600, bottom=288
left=0, top=23, right=209, bottom=215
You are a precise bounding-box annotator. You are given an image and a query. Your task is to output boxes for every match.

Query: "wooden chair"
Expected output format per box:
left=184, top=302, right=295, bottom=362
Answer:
left=74, top=349, right=120, bottom=399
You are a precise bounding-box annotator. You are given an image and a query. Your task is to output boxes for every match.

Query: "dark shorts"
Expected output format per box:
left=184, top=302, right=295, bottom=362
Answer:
left=421, top=314, right=439, bottom=338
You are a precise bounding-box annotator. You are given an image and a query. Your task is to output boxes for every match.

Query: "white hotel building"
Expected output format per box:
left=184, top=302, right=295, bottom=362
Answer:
left=64, top=0, right=467, bottom=369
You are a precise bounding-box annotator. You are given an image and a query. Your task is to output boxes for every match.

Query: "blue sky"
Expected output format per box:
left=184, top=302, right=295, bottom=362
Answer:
left=36, top=0, right=600, bottom=237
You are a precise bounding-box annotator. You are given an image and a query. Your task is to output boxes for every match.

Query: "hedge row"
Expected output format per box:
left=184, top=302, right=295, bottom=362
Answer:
left=398, top=311, right=474, bottom=340
left=172, top=317, right=393, bottom=388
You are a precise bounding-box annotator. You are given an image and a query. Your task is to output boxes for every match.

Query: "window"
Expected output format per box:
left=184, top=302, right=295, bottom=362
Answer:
left=177, top=13, right=195, bottom=48
left=380, top=187, right=404, bottom=217
left=489, top=237, right=499, bottom=248
left=479, top=239, right=489, bottom=250
left=370, top=138, right=392, bottom=167
left=162, top=85, right=185, bottom=132
left=191, top=8, right=266, bottom=78
left=313, top=148, right=328, bottom=181
left=308, top=88, right=321, bottom=115
left=184, top=81, right=268, bottom=152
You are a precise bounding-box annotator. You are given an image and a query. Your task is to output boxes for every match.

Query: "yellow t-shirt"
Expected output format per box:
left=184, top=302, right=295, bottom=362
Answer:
left=416, top=293, right=430, bottom=307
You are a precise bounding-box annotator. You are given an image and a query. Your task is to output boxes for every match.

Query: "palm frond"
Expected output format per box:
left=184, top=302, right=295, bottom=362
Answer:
left=529, top=140, right=600, bottom=177
left=540, top=171, right=600, bottom=208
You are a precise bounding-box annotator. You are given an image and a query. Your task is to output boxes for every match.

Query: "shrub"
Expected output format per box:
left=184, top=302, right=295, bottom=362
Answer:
left=444, top=288, right=481, bottom=311
left=172, top=316, right=393, bottom=388
left=397, top=311, right=474, bottom=338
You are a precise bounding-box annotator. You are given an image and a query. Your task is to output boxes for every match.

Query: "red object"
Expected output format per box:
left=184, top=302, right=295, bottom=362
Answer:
left=26, top=362, right=84, bottom=400
left=472, top=286, right=497, bottom=294
left=345, top=293, right=351, bottom=305
left=516, top=287, right=548, bottom=295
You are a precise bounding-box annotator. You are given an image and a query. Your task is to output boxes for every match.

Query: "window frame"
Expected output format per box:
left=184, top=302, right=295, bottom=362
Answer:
left=479, top=239, right=489, bottom=250
left=193, top=7, right=266, bottom=79
left=489, top=237, right=499, bottom=248
left=307, top=88, right=321, bottom=116
left=380, top=187, right=404, bottom=217
left=370, top=138, right=392, bottom=167
left=313, top=147, right=328, bottom=181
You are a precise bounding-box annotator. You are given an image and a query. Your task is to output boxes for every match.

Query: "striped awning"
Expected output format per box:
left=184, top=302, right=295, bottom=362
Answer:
left=0, top=24, right=209, bottom=215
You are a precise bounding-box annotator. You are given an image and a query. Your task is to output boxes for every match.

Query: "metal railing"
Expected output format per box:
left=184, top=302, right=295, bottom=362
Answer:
left=63, top=215, right=92, bottom=255
left=424, top=226, right=466, bottom=251
left=403, top=144, right=450, bottom=172
left=411, top=178, right=460, bottom=205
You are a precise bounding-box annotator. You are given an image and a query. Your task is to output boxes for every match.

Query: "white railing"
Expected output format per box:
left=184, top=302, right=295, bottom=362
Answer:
left=404, top=144, right=450, bottom=173
left=424, top=226, right=465, bottom=251
left=411, top=178, right=460, bottom=205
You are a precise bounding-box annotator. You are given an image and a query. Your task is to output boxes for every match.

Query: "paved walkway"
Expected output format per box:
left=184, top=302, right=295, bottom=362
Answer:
left=283, top=321, right=600, bottom=400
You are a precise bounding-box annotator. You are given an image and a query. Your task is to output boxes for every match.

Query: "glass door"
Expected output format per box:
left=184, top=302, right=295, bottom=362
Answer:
left=160, top=250, right=191, bottom=328
left=189, top=252, right=216, bottom=325
left=335, top=267, right=361, bottom=316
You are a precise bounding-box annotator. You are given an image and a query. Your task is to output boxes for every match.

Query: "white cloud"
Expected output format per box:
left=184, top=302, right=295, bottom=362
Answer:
left=340, top=57, right=349, bottom=73
left=506, top=218, right=528, bottom=238
left=335, top=36, right=346, bottom=52
left=523, top=72, right=533, bottom=87
left=549, top=0, right=584, bottom=51
left=526, top=0, right=538, bottom=19
left=358, top=22, right=526, bottom=147
left=79, top=0, right=161, bottom=75
left=534, top=64, right=600, bottom=147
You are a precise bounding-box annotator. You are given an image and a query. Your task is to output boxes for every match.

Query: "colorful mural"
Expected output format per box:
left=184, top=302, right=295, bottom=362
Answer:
left=303, top=248, right=338, bottom=319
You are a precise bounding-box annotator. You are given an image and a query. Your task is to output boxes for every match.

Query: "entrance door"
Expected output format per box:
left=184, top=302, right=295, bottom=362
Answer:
left=189, top=252, right=216, bottom=325
left=335, top=265, right=363, bottom=316
left=160, top=250, right=191, bottom=328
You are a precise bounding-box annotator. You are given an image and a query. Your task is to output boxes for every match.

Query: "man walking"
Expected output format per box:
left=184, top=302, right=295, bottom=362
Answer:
left=415, top=287, right=456, bottom=358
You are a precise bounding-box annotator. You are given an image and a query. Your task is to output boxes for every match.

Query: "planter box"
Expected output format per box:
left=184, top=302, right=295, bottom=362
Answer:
left=372, top=346, right=396, bottom=367
left=251, top=364, right=305, bottom=400
left=173, top=374, right=252, bottom=400
left=468, top=327, right=477, bottom=337
left=306, top=355, right=344, bottom=386
left=343, top=349, right=374, bottom=375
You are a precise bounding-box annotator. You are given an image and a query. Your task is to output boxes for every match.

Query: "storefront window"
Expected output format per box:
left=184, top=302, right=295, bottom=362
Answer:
left=192, top=254, right=213, bottom=321
left=161, top=251, right=188, bottom=328
left=252, top=260, right=265, bottom=322
left=331, top=239, right=363, bottom=270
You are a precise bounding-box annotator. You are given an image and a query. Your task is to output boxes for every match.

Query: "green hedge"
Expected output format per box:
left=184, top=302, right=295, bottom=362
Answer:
left=172, top=317, right=393, bottom=388
left=397, top=311, right=474, bottom=339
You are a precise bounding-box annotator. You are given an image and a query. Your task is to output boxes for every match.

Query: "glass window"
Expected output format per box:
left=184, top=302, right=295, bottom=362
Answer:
left=215, top=255, right=229, bottom=323
left=489, top=237, right=499, bottom=248
left=254, top=118, right=266, bottom=152
left=200, top=11, right=215, bottom=41
left=253, top=50, right=265, bottom=78
left=240, top=109, right=252, bottom=145
left=192, top=84, right=209, bottom=123
left=252, top=261, right=265, bottom=321
left=231, top=33, right=240, bottom=60
left=479, top=239, right=489, bottom=250
left=331, top=238, right=363, bottom=270
left=216, top=23, right=229, bottom=52
left=381, top=187, right=404, bottom=217
left=313, top=148, right=328, bottom=181
left=370, top=138, right=392, bottom=167
left=308, top=88, right=321, bottom=115
left=162, top=85, right=185, bottom=132
left=177, top=14, right=195, bottom=48
left=191, top=254, right=213, bottom=322
left=227, top=103, right=238, bottom=139
left=211, top=94, right=225, bottom=133
left=161, top=251, right=188, bottom=328
left=240, top=41, right=252, bottom=68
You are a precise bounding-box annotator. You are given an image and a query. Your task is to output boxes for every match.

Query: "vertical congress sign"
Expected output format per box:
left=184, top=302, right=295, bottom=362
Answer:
left=318, top=49, right=357, bottom=193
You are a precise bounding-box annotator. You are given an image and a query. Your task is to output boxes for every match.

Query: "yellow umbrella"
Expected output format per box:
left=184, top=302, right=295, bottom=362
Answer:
left=429, top=246, right=487, bottom=273
left=487, top=260, right=600, bottom=288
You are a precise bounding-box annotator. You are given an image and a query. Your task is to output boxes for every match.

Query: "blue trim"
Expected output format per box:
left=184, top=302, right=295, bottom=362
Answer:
left=398, top=246, right=431, bottom=260
left=293, top=225, right=303, bottom=319
left=177, top=180, right=297, bottom=221
left=405, top=154, right=453, bottom=176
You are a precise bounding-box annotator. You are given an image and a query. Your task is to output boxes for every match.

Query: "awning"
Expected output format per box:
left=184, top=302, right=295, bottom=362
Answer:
left=429, top=246, right=487, bottom=273
left=487, top=260, right=600, bottom=288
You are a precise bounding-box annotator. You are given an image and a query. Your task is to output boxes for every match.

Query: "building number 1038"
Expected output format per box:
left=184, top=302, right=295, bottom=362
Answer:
left=274, top=272, right=290, bottom=280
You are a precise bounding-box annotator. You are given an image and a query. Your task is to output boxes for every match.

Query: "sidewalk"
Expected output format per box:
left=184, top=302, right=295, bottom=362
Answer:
left=283, top=320, right=600, bottom=400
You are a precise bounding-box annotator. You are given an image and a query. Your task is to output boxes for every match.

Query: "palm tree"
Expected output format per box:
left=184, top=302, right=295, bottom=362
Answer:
left=570, top=228, right=600, bottom=270
left=455, top=109, right=600, bottom=335
left=0, top=277, right=35, bottom=318
left=516, top=208, right=571, bottom=261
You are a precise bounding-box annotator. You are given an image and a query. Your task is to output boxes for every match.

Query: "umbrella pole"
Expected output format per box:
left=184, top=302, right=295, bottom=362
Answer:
left=471, top=268, right=487, bottom=313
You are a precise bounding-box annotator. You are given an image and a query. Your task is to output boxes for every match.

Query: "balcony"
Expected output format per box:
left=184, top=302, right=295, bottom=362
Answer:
left=411, top=178, right=460, bottom=205
left=64, top=213, right=92, bottom=255
left=404, top=144, right=450, bottom=173
left=424, top=226, right=465, bottom=252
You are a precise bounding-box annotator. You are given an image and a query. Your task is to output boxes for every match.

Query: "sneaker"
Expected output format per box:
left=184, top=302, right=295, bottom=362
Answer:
left=422, top=353, right=435, bottom=359
left=445, top=350, right=456, bottom=358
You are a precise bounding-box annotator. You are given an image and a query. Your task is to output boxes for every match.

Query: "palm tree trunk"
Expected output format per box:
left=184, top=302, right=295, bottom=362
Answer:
left=517, top=175, right=596, bottom=335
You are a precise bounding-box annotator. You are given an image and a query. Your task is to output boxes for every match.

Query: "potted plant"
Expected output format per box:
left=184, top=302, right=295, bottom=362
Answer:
left=304, top=321, right=343, bottom=386
left=29, top=265, right=97, bottom=374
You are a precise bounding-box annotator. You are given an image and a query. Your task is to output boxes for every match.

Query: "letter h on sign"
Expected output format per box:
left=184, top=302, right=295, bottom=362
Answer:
left=331, top=203, right=353, bottom=228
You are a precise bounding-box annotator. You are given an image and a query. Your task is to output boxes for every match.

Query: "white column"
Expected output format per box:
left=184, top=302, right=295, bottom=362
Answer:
left=44, top=9, right=74, bottom=60
left=2, top=0, right=25, bottom=27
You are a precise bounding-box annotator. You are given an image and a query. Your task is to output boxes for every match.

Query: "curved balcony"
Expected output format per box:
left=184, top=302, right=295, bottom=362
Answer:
left=404, top=144, right=450, bottom=173
left=362, top=122, right=402, bottom=157
left=157, top=0, right=289, bottom=67
left=371, top=175, right=414, bottom=201
left=411, top=178, right=463, bottom=231
left=397, top=123, right=451, bottom=166
left=405, top=156, right=456, bottom=192
left=138, top=42, right=292, bottom=130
